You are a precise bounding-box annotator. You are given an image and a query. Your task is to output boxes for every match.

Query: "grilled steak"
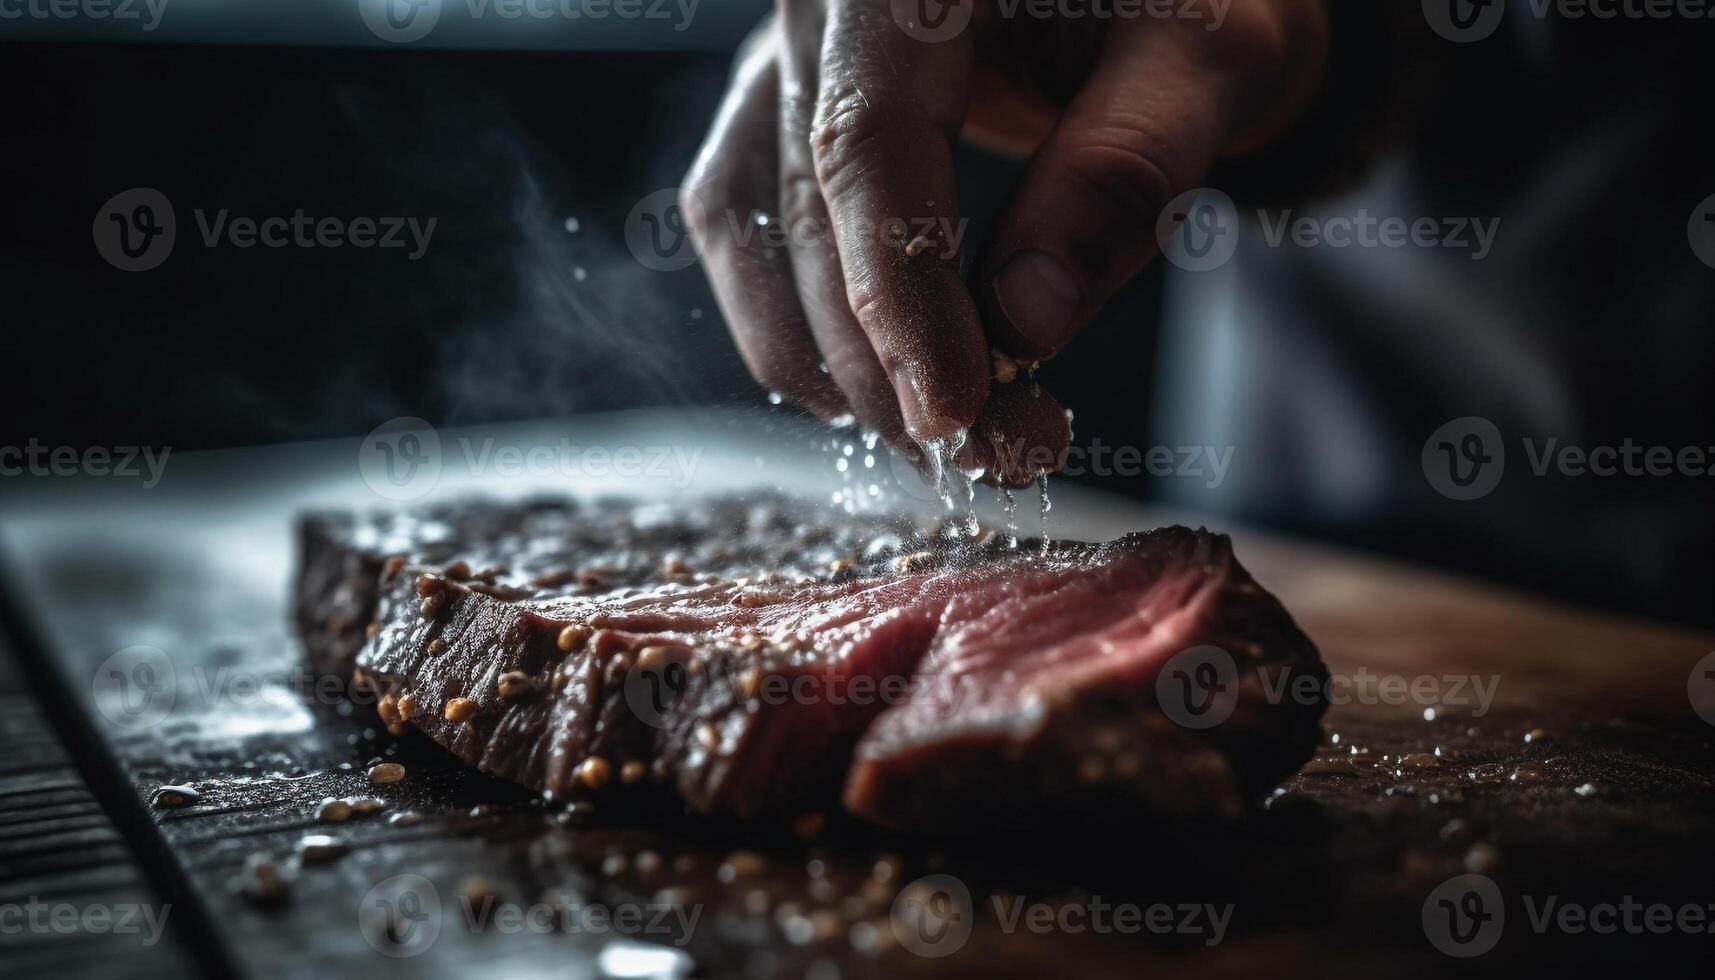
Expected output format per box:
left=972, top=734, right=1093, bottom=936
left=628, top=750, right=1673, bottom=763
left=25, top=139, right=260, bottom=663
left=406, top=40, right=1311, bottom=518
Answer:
left=844, top=527, right=1327, bottom=831
left=295, top=496, right=1326, bottom=829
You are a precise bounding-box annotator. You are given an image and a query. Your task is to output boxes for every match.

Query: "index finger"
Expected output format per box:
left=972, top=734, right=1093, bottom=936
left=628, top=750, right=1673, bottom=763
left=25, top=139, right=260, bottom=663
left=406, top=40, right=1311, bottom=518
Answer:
left=810, top=1, right=987, bottom=446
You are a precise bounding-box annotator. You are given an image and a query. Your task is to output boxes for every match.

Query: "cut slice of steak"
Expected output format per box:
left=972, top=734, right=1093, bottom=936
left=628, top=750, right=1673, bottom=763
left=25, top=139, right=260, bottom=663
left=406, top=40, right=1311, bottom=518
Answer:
left=844, top=527, right=1328, bottom=831
left=295, top=496, right=1327, bottom=828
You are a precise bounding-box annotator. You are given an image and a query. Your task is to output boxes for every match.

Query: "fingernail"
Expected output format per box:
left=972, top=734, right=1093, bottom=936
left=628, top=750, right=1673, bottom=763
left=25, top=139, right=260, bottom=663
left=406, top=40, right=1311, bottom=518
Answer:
left=992, top=250, right=1083, bottom=352
left=891, top=369, right=961, bottom=445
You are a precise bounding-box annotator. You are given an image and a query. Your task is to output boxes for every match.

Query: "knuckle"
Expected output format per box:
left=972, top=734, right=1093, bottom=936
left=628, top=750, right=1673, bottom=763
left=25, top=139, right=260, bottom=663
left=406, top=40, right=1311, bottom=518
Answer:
left=1057, top=128, right=1180, bottom=222
left=848, top=292, right=904, bottom=375
left=779, top=84, right=818, bottom=141
left=809, top=85, right=893, bottom=202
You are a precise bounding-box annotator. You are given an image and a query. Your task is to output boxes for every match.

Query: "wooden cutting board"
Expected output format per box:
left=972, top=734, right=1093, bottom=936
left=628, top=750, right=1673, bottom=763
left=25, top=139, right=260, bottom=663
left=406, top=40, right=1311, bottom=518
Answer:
left=1, top=410, right=1710, bottom=978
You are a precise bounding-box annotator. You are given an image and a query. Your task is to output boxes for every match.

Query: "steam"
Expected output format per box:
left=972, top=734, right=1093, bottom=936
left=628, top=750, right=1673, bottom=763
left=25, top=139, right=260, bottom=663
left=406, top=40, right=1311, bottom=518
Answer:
left=320, top=62, right=736, bottom=431
left=437, top=141, right=709, bottom=423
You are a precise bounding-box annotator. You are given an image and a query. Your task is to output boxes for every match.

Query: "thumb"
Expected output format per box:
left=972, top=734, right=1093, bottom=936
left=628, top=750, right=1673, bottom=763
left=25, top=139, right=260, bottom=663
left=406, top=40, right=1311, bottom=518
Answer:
left=975, top=14, right=1309, bottom=360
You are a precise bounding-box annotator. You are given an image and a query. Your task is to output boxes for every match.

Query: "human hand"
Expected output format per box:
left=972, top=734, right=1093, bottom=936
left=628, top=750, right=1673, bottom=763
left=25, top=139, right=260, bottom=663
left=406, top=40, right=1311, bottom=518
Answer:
left=682, top=0, right=1328, bottom=484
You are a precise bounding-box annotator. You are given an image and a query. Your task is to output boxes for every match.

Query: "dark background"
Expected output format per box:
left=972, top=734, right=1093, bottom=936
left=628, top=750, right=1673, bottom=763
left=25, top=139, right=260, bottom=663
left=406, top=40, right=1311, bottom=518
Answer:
left=1, top=7, right=1710, bottom=630
left=0, top=35, right=1162, bottom=450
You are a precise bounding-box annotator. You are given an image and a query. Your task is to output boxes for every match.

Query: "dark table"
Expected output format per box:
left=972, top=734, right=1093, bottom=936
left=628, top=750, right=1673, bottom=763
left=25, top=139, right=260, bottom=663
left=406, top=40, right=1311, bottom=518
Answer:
left=2, top=411, right=1712, bottom=978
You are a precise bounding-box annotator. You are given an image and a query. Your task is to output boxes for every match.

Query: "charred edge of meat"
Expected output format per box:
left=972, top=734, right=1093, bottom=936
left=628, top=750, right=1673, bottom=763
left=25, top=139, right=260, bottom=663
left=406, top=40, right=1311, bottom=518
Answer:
left=294, top=502, right=1329, bottom=831
left=353, top=570, right=892, bottom=821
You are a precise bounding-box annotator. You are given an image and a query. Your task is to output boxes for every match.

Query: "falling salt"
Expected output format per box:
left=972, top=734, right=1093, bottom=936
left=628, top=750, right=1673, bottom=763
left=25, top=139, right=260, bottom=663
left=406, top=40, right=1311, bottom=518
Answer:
left=838, top=431, right=883, bottom=513
left=828, top=437, right=864, bottom=514
left=923, top=429, right=977, bottom=536
left=959, top=466, right=984, bottom=537
left=767, top=392, right=784, bottom=406
left=923, top=434, right=953, bottom=506
left=1036, top=469, right=1053, bottom=549
left=997, top=486, right=1019, bottom=548
left=563, top=216, right=580, bottom=233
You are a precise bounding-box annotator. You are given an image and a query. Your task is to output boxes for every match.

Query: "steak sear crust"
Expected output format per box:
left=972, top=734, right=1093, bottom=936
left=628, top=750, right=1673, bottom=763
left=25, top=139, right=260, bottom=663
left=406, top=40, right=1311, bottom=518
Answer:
left=295, top=496, right=1327, bottom=829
